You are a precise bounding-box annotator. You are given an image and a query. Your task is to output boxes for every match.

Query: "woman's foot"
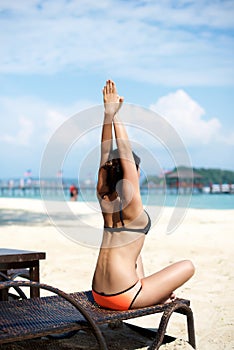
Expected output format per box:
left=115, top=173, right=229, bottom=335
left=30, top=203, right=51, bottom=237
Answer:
left=161, top=292, right=177, bottom=304
left=103, top=80, right=124, bottom=116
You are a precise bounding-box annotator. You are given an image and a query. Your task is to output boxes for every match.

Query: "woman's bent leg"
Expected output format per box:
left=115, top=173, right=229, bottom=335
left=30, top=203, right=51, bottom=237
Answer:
left=131, top=260, right=195, bottom=308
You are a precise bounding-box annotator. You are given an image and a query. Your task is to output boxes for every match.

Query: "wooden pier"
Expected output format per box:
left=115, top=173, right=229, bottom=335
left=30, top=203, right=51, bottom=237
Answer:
left=0, top=183, right=233, bottom=198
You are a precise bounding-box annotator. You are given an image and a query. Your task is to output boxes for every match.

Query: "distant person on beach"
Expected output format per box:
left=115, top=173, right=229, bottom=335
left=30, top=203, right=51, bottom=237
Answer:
left=92, top=80, right=195, bottom=310
left=69, top=184, right=78, bottom=201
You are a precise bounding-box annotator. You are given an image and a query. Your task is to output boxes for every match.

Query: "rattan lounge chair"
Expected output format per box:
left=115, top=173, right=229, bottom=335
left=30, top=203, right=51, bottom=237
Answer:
left=0, top=280, right=196, bottom=350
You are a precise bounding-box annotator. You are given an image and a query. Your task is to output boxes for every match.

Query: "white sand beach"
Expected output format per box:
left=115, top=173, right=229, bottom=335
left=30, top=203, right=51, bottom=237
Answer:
left=0, top=197, right=233, bottom=349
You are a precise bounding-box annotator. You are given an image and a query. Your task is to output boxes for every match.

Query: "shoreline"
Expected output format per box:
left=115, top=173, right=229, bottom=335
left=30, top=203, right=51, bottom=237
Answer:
left=1, top=193, right=234, bottom=210
left=0, top=198, right=233, bottom=349
left=1, top=190, right=234, bottom=211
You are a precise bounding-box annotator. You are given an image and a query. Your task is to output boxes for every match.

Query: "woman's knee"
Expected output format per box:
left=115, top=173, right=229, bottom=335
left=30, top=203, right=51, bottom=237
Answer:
left=183, top=259, right=195, bottom=278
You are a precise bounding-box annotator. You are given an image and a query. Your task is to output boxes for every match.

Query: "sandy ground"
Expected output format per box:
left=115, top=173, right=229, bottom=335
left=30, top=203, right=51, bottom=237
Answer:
left=0, top=197, right=233, bottom=350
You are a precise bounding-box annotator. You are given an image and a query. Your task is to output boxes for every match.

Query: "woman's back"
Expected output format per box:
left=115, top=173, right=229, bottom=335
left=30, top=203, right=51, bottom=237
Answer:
left=92, top=195, right=148, bottom=293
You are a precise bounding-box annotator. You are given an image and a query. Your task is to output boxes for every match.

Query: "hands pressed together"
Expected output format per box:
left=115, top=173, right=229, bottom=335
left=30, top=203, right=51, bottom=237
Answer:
left=103, top=79, right=124, bottom=117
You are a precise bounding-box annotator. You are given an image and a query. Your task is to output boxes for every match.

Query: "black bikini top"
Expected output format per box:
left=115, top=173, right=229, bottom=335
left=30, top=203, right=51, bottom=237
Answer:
left=104, top=204, right=151, bottom=235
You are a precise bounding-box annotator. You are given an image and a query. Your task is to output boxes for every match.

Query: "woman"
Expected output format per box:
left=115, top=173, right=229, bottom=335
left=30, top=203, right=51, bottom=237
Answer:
left=92, top=80, right=195, bottom=310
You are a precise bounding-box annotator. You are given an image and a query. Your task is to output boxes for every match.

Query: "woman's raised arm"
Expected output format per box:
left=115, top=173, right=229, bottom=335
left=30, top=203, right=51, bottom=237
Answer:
left=113, top=112, right=140, bottom=198
left=97, top=80, right=124, bottom=195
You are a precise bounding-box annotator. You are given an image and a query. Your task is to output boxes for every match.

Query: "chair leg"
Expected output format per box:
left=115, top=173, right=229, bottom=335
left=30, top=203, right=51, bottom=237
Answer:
left=148, top=305, right=176, bottom=350
left=185, top=306, right=196, bottom=349
left=175, top=304, right=196, bottom=349
left=148, top=303, right=196, bottom=350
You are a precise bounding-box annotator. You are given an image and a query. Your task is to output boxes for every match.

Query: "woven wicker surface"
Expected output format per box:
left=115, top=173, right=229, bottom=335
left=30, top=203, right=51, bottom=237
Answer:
left=0, top=294, right=86, bottom=342
left=71, top=291, right=190, bottom=323
left=0, top=286, right=192, bottom=349
left=0, top=290, right=190, bottom=337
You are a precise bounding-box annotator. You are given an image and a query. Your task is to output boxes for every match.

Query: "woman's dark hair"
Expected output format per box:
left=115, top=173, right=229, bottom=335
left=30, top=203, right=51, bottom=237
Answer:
left=103, top=149, right=141, bottom=193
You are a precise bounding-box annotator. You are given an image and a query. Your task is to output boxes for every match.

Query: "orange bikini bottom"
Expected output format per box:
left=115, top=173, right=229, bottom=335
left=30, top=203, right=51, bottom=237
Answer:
left=92, top=280, right=142, bottom=311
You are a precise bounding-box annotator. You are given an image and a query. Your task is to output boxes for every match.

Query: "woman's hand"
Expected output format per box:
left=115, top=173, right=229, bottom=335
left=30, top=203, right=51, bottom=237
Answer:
left=103, top=80, right=124, bottom=117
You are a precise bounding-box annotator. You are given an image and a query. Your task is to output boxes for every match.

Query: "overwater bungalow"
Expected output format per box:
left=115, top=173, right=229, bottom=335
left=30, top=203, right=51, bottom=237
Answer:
left=166, top=168, right=203, bottom=193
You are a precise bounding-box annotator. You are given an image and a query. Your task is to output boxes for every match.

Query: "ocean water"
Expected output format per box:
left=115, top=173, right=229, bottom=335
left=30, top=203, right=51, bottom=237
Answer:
left=142, top=192, right=234, bottom=210
left=81, top=191, right=234, bottom=210
left=1, top=188, right=234, bottom=210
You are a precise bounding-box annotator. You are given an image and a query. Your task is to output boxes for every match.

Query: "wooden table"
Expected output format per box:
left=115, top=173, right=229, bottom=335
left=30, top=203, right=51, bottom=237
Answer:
left=0, top=248, right=46, bottom=301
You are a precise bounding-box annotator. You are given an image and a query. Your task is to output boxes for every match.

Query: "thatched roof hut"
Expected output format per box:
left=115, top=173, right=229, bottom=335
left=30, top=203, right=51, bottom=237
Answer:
left=166, top=168, right=203, bottom=191
left=166, top=169, right=202, bottom=179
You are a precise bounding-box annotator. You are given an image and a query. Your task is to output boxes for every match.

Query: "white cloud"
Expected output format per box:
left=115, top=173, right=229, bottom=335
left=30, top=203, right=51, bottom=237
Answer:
left=44, top=110, right=67, bottom=140
left=0, top=91, right=233, bottom=176
left=0, top=116, right=34, bottom=146
left=0, top=92, right=231, bottom=154
left=0, top=96, right=47, bottom=148
left=0, top=0, right=233, bottom=85
left=150, top=89, right=223, bottom=146
left=0, top=95, right=94, bottom=148
left=17, top=116, right=34, bottom=145
left=0, top=94, right=100, bottom=177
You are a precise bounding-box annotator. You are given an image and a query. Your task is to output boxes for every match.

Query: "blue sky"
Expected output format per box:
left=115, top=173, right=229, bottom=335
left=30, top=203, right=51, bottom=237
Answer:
left=0, top=0, right=234, bottom=179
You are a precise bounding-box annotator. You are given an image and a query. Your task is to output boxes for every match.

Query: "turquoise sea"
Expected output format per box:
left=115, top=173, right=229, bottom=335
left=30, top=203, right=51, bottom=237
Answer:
left=1, top=188, right=234, bottom=210
left=80, top=190, right=234, bottom=210
left=142, top=192, right=234, bottom=210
